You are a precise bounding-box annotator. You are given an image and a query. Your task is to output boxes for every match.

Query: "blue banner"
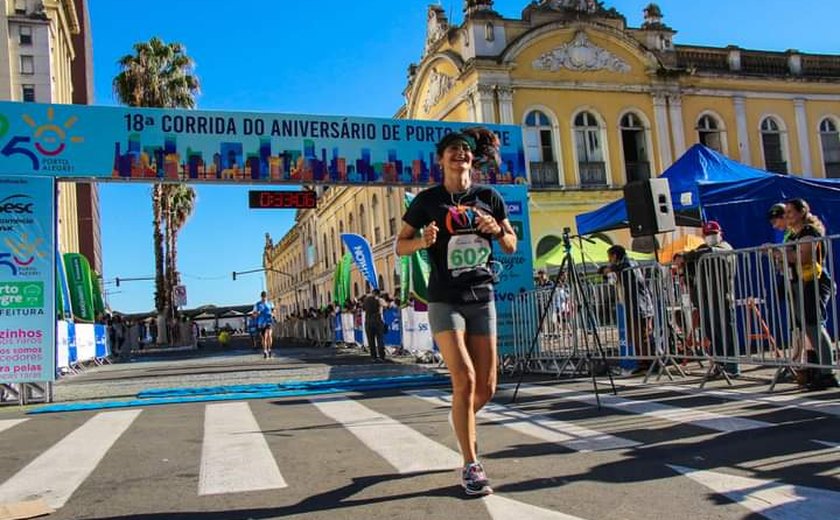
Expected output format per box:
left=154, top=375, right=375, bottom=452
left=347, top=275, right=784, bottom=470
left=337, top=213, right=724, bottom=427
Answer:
left=0, top=176, right=56, bottom=383
left=0, top=101, right=526, bottom=185
left=493, top=185, right=535, bottom=356
left=383, top=308, right=402, bottom=347
left=341, top=233, right=379, bottom=290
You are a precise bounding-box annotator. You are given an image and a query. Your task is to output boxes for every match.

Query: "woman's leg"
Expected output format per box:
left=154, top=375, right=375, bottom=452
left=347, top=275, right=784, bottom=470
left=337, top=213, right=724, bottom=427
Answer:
left=435, top=329, right=477, bottom=465
left=466, top=334, right=498, bottom=413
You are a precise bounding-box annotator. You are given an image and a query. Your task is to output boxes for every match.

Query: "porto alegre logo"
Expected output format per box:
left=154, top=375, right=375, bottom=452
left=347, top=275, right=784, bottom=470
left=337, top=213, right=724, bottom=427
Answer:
left=0, top=106, right=84, bottom=172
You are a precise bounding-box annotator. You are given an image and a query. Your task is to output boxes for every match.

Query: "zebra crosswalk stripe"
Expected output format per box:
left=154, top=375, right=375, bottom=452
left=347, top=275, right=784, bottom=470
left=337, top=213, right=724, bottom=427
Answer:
left=310, top=394, right=591, bottom=519
left=199, top=402, right=287, bottom=495
left=0, top=418, right=27, bottom=435
left=406, top=389, right=639, bottom=452
left=514, top=384, right=773, bottom=433
left=0, top=410, right=140, bottom=509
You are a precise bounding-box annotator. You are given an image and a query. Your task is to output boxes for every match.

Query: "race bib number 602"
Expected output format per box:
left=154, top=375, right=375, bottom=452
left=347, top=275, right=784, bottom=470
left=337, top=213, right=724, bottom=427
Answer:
left=447, top=234, right=491, bottom=271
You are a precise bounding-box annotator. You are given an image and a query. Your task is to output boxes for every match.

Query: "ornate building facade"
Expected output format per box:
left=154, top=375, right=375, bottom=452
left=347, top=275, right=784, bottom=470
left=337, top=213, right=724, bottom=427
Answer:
left=264, top=0, right=840, bottom=314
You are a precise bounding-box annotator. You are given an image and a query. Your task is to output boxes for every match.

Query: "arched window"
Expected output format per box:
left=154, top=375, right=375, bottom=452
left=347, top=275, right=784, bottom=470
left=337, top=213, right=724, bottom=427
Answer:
left=348, top=213, right=354, bottom=234
left=306, top=238, right=315, bottom=268
left=378, top=274, right=385, bottom=292
left=620, top=112, right=651, bottom=183
left=819, top=118, right=840, bottom=178
left=760, top=117, right=788, bottom=174
left=322, top=234, right=329, bottom=267
left=574, top=111, right=607, bottom=186
left=524, top=110, right=560, bottom=187
left=697, top=114, right=724, bottom=153
left=353, top=282, right=359, bottom=298
left=484, top=22, right=495, bottom=42
left=536, top=235, right=562, bottom=259
left=372, top=194, right=382, bottom=244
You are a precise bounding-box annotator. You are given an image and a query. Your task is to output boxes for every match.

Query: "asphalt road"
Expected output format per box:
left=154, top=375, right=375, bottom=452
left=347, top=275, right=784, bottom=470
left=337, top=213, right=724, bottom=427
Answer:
left=0, top=346, right=837, bottom=520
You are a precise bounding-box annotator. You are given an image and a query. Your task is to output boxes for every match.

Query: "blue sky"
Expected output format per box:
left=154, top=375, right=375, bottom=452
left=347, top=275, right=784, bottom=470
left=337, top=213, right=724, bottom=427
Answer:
left=91, top=0, right=840, bottom=313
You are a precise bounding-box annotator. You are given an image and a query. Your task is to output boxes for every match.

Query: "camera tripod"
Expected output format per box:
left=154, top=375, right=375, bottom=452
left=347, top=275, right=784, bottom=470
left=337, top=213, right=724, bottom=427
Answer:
left=510, top=228, right=617, bottom=408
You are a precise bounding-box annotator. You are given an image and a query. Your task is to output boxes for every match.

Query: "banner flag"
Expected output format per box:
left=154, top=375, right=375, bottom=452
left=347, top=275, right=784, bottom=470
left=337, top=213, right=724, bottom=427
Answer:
left=340, top=233, right=378, bottom=290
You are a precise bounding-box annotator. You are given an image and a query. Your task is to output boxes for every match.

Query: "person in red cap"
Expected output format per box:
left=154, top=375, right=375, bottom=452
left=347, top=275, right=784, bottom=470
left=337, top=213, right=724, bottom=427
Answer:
left=684, top=221, right=740, bottom=377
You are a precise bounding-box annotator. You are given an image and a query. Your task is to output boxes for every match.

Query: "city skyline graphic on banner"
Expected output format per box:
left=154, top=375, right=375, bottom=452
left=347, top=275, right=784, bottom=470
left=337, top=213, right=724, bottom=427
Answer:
left=112, top=132, right=528, bottom=186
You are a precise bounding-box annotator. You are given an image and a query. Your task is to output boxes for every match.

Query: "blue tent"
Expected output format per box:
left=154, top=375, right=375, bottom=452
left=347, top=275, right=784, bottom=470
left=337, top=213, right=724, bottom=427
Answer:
left=576, top=144, right=774, bottom=235
left=699, top=175, right=840, bottom=249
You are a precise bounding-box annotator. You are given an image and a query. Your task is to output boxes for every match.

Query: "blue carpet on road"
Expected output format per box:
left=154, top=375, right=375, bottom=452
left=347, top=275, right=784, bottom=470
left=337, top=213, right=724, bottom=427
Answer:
left=28, top=375, right=451, bottom=415
left=136, top=374, right=448, bottom=398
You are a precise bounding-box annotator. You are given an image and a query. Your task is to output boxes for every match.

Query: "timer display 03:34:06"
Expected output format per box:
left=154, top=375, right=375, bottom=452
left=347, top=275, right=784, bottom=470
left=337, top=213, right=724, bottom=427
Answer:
left=248, top=190, right=317, bottom=209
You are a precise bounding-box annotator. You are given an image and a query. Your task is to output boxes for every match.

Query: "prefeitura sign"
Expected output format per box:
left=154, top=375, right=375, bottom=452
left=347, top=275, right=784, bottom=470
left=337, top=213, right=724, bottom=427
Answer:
left=0, top=176, right=56, bottom=383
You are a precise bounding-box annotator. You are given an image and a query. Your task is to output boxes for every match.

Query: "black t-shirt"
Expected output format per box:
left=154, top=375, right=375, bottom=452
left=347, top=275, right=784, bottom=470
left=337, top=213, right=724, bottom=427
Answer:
left=403, top=184, right=508, bottom=304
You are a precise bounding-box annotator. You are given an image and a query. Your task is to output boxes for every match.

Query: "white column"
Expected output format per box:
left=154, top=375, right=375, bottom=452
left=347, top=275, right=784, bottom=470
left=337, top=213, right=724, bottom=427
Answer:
left=667, top=94, right=686, bottom=159
left=497, top=86, right=514, bottom=124
left=474, top=84, right=497, bottom=124
left=794, top=98, right=813, bottom=176
left=733, top=96, right=752, bottom=165
left=653, top=93, right=673, bottom=171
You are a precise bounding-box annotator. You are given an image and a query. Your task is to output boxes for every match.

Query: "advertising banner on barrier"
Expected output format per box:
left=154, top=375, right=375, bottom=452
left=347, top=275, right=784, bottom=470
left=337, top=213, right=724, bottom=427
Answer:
left=0, top=176, right=55, bottom=383
left=493, top=185, right=535, bottom=356
left=383, top=307, right=402, bottom=347
left=0, top=102, right=526, bottom=185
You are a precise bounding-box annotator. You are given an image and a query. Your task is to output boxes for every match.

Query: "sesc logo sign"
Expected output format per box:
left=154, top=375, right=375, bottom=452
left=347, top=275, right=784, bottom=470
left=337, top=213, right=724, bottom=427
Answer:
left=0, top=194, right=34, bottom=214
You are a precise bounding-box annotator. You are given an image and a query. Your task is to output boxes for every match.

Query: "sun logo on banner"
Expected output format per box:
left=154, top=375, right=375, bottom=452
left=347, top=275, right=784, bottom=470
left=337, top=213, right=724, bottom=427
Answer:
left=5, top=232, right=46, bottom=268
left=22, top=106, right=84, bottom=156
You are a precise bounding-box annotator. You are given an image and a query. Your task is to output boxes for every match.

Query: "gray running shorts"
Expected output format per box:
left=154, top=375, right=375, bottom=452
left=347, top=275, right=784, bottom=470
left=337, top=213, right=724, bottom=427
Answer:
left=427, top=300, right=496, bottom=336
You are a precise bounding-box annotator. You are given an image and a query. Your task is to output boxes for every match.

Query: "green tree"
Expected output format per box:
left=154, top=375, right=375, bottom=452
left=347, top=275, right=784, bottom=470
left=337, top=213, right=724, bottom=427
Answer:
left=112, top=37, right=199, bottom=344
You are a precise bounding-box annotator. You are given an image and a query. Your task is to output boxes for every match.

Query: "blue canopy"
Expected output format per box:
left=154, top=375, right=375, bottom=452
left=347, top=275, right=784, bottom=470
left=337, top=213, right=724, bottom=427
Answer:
left=576, top=144, right=774, bottom=235
left=699, top=175, right=840, bottom=248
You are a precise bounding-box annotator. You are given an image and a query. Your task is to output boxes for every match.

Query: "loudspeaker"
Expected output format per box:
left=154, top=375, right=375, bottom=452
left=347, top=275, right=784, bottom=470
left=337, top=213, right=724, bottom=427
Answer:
left=623, top=178, right=675, bottom=237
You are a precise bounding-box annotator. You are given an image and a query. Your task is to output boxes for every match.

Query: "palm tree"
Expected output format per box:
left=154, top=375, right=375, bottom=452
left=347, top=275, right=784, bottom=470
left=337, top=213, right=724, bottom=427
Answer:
left=112, top=37, right=199, bottom=344
left=165, top=184, right=196, bottom=329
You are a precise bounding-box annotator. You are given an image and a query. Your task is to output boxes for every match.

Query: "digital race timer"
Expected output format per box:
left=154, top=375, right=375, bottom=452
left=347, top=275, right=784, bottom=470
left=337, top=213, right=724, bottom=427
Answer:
left=248, top=190, right=317, bottom=209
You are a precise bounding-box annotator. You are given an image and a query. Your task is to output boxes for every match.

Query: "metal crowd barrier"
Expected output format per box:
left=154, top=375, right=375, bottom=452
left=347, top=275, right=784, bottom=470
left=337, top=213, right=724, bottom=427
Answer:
left=510, top=235, right=839, bottom=390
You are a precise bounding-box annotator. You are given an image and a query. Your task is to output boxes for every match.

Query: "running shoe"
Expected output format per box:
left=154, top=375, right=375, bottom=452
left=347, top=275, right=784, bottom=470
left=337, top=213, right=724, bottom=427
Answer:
left=461, top=462, right=493, bottom=496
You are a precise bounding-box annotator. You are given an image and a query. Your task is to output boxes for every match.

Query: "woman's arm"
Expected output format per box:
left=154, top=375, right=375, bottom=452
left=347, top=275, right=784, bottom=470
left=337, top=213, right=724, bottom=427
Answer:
left=396, top=222, right=433, bottom=256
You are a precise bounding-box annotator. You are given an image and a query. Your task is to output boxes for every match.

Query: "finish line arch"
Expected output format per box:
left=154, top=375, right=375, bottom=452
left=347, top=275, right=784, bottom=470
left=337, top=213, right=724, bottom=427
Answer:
left=0, top=101, right=536, bottom=389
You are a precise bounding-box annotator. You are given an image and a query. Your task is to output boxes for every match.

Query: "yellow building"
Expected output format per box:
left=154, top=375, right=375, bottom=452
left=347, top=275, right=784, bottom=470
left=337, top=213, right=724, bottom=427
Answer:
left=1, top=0, right=88, bottom=259
left=264, top=0, right=840, bottom=312
left=264, top=186, right=407, bottom=313
left=402, top=0, right=840, bottom=256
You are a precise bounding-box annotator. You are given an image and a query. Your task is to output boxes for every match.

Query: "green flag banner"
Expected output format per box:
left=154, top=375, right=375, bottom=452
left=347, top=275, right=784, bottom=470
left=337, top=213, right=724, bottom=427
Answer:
left=333, top=252, right=352, bottom=306
left=91, top=272, right=105, bottom=317
left=403, top=192, right=431, bottom=305
left=63, top=253, right=95, bottom=322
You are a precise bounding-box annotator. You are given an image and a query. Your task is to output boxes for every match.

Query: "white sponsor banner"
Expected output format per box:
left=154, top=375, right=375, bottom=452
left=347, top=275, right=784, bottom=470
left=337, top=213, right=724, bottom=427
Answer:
left=75, top=323, right=96, bottom=362
left=56, top=320, right=70, bottom=369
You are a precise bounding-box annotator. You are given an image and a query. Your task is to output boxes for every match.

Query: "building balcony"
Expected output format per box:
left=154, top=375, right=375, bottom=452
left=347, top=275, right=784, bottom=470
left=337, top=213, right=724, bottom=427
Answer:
left=529, top=161, right=561, bottom=188
left=579, top=162, right=608, bottom=187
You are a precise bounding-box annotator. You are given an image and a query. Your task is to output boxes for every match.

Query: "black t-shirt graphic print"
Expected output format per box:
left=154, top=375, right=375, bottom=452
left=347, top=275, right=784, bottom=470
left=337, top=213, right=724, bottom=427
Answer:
left=403, top=184, right=508, bottom=304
